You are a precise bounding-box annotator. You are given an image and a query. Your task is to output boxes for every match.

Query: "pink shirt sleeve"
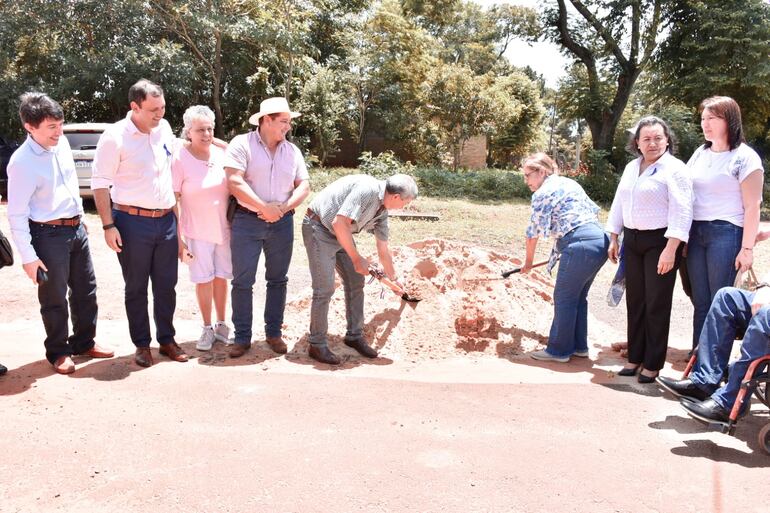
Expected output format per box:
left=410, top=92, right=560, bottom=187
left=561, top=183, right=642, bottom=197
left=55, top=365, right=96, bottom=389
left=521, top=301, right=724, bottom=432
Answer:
left=171, top=152, right=184, bottom=193
left=91, top=128, right=120, bottom=190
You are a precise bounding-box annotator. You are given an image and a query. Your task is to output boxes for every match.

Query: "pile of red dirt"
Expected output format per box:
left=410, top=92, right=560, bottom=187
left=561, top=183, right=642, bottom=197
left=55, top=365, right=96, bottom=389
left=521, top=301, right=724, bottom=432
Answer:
left=284, top=239, right=557, bottom=362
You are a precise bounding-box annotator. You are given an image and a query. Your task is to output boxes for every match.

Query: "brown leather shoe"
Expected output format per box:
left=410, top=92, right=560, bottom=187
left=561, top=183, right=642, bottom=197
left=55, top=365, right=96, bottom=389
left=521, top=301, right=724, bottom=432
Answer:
left=53, top=355, right=75, bottom=374
left=135, top=347, right=153, bottom=367
left=308, top=345, right=341, bottom=365
left=83, top=343, right=114, bottom=359
left=266, top=336, right=288, bottom=354
left=229, top=343, right=251, bottom=358
left=344, top=337, right=378, bottom=358
left=159, top=342, right=189, bottom=362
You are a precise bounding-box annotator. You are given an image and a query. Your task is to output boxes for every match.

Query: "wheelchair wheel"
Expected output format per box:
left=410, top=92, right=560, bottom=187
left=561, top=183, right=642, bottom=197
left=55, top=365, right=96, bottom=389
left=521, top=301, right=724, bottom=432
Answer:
left=759, top=423, right=770, bottom=456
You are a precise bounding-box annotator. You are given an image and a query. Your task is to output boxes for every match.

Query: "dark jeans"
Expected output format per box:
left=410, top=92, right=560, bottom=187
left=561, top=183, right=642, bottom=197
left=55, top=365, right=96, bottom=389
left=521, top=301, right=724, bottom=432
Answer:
left=687, top=220, right=742, bottom=349
left=623, top=227, right=681, bottom=372
left=30, top=222, right=97, bottom=363
left=230, top=210, right=294, bottom=346
left=113, top=210, right=178, bottom=347
left=690, top=287, right=770, bottom=411
left=546, top=223, right=609, bottom=357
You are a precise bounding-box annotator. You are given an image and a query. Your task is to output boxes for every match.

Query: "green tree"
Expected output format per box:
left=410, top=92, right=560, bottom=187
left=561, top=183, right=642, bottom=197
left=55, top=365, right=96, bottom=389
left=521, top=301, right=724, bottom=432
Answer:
left=652, top=0, right=770, bottom=141
left=543, top=0, right=664, bottom=161
left=298, top=64, right=346, bottom=165
left=486, top=71, right=545, bottom=167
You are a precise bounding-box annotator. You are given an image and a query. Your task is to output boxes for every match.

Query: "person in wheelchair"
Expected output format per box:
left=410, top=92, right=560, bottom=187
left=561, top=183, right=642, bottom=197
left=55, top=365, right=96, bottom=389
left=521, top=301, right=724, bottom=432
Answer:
left=656, top=279, right=770, bottom=423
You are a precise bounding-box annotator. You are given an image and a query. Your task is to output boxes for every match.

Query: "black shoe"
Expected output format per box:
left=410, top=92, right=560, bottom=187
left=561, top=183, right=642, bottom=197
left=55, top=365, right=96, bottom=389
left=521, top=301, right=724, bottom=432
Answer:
left=656, top=376, right=711, bottom=401
left=680, top=398, right=730, bottom=424
left=344, top=337, right=378, bottom=358
left=308, top=345, right=341, bottom=365
left=638, top=371, right=658, bottom=384
left=617, top=365, right=639, bottom=376
left=0, top=362, right=7, bottom=376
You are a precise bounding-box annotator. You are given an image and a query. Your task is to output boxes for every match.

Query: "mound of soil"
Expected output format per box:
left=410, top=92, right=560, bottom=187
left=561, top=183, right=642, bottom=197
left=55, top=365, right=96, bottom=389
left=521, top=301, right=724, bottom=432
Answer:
left=284, top=239, right=556, bottom=362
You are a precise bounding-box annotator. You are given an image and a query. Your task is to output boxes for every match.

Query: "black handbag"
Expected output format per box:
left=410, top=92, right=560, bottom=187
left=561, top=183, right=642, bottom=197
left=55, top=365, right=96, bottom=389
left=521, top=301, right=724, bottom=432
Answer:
left=0, top=228, right=14, bottom=268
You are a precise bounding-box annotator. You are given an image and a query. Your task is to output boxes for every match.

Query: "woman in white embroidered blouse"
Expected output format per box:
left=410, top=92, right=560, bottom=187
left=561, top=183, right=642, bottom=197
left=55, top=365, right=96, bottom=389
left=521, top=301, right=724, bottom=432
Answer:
left=685, top=97, right=764, bottom=351
left=606, top=116, right=693, bottom=383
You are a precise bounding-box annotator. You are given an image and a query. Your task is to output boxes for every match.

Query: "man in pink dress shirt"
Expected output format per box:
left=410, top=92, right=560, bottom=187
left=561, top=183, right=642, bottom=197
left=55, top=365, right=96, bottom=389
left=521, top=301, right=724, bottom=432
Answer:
left=224, top=97, right=310, bottom=358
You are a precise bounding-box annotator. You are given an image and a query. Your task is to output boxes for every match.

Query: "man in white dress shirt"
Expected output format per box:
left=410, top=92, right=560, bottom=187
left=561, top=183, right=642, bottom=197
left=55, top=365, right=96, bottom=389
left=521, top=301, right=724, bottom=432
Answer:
left=92, top=79, right=188, bottom=367
left=7, top=92, right=113, bottom=374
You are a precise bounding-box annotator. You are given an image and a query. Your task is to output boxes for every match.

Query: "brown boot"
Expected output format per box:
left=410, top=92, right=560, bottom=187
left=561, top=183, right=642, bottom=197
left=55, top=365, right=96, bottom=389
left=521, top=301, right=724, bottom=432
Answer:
left=266, top=336, right=288, bottom=354
left=135, top=347, right=153, bottom=368
left=159, top=342, right=189, bottom=362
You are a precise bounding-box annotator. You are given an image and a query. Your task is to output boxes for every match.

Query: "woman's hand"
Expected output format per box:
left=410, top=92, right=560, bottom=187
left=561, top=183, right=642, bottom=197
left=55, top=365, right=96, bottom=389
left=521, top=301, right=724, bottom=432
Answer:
left=520, top=262, right=533, bottom=274
left=735, top=248, right=753, bottom=273
left=657, top=246, right=676, bottom=275
left=607, top=238, right=619, bottom=264
left=178, top=239, right=188, bottom=261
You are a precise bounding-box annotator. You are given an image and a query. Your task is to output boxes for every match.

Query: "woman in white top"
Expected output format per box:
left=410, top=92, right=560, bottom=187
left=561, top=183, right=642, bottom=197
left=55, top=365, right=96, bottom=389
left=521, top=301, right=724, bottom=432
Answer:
left=607, top=116, right=693, bottom=383
left=685, top=96, right=764, bottom=350
left=172, top=106, right=232, bottom=351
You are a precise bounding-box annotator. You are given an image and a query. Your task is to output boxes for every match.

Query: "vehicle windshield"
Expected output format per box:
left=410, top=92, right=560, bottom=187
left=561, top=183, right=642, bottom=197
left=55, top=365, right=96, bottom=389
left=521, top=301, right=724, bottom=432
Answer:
left=64, top=132, right=103, bottom=150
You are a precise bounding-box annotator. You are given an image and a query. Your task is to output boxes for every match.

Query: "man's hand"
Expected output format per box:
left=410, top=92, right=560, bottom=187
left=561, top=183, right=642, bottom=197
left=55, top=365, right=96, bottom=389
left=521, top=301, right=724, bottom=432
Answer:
left=104, top=227, right=122, bottom=253
left=353, top=255, right=370, bottom=276
left=751, top=287, right=770, bottom=316
left=23, top=259, right=47, bottom=285
left=178, top=239, right=188, bottom=261
left=260, top=204, right=283, bottom=223
left=520, top=262, right=533, bottom=274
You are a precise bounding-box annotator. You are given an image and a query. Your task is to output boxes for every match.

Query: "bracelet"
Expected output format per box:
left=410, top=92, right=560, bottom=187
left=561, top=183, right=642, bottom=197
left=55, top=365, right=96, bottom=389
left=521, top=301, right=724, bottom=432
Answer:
left=103, top=223, right=116, bottom=230
left=756, top=282, right=769, bottom=290
left=743, top=247, right=753, bottom=251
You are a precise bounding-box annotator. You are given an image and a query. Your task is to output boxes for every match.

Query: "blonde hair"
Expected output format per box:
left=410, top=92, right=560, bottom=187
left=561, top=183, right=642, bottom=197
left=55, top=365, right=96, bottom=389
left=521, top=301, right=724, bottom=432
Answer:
left=522, top=152, right=558, bottom=177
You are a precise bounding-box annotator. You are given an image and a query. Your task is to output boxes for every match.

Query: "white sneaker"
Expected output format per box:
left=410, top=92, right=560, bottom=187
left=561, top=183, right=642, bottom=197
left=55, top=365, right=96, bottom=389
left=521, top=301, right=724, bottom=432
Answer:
left=214, top=322, right=231, bottom=344
left=530, top=349, right=570, bottom=363
left=573, top=349, right=589, bottom=358
left=196, top=326, right=216, bottom=351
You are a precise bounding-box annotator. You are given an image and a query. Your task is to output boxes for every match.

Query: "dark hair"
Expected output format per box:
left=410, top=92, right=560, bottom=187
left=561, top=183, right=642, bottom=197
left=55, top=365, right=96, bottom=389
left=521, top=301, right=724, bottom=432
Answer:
left=258, top=113, right=281, bottom=127
left=626, top=116, right=677, bottom=157
left=128, top=79, right=164, bottom=106
left=18, top=92, right=64, bottom=128
left=699, top=96, right=745, bottom=150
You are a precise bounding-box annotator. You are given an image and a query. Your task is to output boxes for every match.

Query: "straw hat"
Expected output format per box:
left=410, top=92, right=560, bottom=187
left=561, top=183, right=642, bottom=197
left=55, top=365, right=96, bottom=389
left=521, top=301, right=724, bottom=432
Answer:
left=248, top=97, right=301, bottom=125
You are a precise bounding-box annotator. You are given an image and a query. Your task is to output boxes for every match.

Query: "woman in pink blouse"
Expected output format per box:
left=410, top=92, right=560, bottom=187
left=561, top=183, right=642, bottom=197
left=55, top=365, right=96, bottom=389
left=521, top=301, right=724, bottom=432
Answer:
left=172, top=106, right=232, bottom=351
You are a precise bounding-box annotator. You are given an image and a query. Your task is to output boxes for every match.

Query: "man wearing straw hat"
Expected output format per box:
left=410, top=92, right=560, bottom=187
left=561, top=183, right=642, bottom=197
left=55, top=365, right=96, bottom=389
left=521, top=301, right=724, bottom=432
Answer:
left=224, top=97, right=310, bottom=358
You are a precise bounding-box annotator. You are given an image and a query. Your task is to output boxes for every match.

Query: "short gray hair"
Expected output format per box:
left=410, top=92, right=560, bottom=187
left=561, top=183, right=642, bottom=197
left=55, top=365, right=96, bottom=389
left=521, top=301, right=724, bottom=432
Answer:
left=385, top=174, right=418, bottom=200
left=181, top=105, right=216, bottom=140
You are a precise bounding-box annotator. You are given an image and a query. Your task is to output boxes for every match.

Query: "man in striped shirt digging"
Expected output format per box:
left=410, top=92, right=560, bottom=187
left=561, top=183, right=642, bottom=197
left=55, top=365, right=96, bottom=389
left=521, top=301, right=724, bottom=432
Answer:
left=302, top=174, right=418, bottom=365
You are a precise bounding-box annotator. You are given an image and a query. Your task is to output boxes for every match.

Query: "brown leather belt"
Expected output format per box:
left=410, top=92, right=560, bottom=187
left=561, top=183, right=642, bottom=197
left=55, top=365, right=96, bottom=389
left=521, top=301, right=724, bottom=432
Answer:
left=114, top=203, right=173, bottom=218
left=34, top=215, right=81, bottom=227
left=305, top=208, right=321, bottom=222
left=236, top=204, right=295, bottom=218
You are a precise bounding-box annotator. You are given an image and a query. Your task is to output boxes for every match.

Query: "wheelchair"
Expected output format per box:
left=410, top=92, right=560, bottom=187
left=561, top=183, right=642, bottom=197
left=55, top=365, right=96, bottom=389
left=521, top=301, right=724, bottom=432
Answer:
left=683, top=352, right=770, bottom=455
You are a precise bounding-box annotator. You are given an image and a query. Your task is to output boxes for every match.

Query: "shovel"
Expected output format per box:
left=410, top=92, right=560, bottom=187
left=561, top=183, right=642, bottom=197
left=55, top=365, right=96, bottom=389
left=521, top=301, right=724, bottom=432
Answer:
left=501, top=259, right=549, bottom=278
left=368, top=268, right=422, bottom=303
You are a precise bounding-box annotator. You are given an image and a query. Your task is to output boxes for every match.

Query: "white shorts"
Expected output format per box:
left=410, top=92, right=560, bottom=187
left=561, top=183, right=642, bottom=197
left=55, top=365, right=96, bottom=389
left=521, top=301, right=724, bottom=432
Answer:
left=186, top=237, right=233, bottom=284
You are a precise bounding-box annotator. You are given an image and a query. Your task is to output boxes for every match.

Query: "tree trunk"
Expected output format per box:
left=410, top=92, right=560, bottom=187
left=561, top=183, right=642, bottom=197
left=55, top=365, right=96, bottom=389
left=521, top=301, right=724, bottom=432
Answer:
left=212, top=31, right=224, bottom=139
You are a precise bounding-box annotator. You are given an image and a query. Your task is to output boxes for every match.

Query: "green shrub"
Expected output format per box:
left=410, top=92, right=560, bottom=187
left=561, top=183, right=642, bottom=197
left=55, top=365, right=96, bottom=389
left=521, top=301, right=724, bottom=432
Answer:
left=358, top=151, right=415, bottom=178
left=572, top=149, right=619, bottom=205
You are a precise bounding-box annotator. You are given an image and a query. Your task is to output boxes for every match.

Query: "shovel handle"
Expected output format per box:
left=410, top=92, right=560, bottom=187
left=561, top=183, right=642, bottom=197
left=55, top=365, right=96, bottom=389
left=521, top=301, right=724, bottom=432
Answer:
left=502, top=259, right=549, bottom=278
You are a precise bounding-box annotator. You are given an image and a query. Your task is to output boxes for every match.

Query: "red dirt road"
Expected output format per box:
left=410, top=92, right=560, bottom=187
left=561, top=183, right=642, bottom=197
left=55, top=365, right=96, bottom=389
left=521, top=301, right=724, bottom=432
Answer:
left=1, top=207, right=769, bottom=512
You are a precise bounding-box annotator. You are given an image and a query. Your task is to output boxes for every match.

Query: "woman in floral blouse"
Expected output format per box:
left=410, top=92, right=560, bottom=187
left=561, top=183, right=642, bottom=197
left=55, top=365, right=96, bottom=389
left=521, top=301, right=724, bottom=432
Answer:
left=521, top=153, right=609, bottom=363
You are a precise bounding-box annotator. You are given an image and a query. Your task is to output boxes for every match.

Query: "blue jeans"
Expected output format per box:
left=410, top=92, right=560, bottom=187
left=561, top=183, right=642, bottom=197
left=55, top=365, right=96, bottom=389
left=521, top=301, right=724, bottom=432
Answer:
left=301, top=216, right=365, bottom=347
left=114, top=210, right=178, bottom=347
left=690, top=287, right=770, bottom=411
left=687, top=220, right=742, bottom=348
left=30, top=222, right=98, bottom=363
left=546, top=223, right=609, bottom=357
left=230, top=210, right=294, bottom=346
